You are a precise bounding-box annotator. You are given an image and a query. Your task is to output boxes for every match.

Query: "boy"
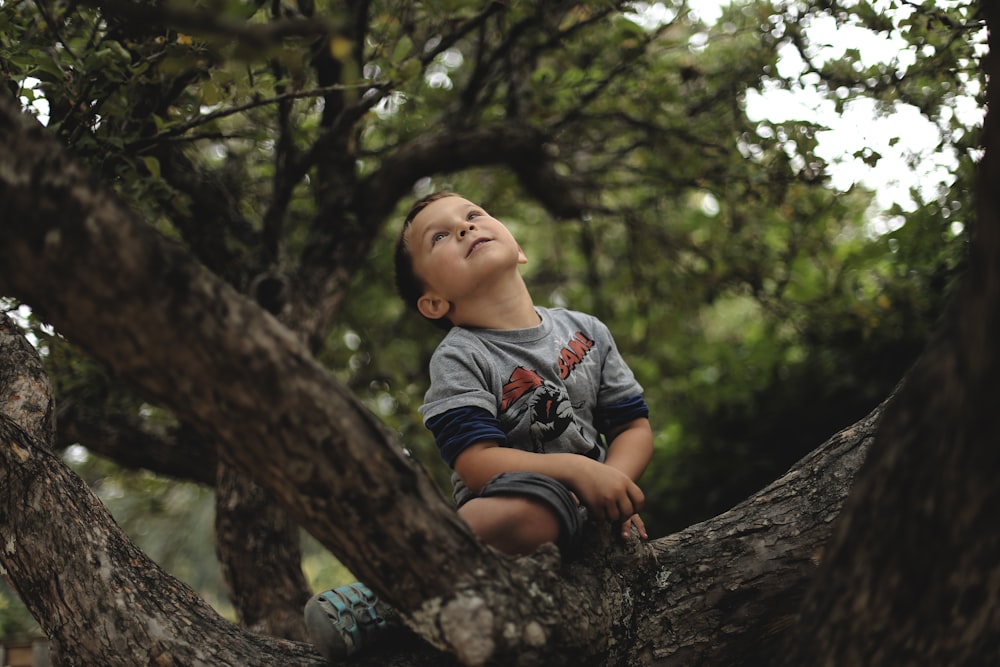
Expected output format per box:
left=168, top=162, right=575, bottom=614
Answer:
left=398, top=191, right=652, bottom=552
left=305, top=192, right=652, bottom=659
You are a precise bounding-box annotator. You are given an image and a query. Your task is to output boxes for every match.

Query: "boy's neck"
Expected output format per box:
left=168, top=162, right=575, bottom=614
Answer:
left=449, top=273, right=540, bottom=330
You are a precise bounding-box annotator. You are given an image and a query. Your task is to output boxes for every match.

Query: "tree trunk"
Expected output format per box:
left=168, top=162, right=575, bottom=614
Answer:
left=215, top=464, right=311, bottom=641
left=781, top=6, right=1000, bottom=664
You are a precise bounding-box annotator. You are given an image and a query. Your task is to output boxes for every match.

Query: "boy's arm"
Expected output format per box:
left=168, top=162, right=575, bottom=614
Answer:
left=603, top=417, right=653, bottom=482
left=453, top=441, right=645, bottom=522
left=603, top=417, right=653, bottom=540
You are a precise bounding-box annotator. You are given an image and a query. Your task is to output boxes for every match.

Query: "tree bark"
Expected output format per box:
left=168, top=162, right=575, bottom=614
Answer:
left=625, top=402, right=880, bottom=666
left=215, top=464, right=312, bottom=641
left=0, top=313, right=55, bottom=447
left=781, top=6, right=1000, bottom=664
left=0, top=313, right=325, bottom=666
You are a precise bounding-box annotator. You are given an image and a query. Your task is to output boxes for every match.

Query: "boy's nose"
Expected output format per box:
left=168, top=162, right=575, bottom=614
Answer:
left=459, top=224, right=476, bottom=237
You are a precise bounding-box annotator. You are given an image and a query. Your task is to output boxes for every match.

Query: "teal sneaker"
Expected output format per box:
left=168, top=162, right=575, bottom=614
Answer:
left=304, top=582, right=394, bottom=661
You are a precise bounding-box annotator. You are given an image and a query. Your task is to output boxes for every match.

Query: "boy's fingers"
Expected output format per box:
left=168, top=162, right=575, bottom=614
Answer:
left=631, top=513, right=648, bottom=540
left=611, top=484, right=644, bottom=521
left=620, top=514, right=646, bottom=541
left=626, top=482, right=645, bottom=513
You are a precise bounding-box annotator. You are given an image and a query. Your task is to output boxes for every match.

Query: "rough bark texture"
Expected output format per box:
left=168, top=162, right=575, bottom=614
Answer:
left=780, top=7, right=1000, bottom=665
left=215, top=464, right=312, bottom=641
left=627, top=402, right=879, bottom=666
left=0, top=315, right=55, bottom=447
left=0, top=315, right=324, bottom=666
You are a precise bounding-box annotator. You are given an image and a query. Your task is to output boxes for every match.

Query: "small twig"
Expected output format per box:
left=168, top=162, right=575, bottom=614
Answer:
left=35, top=0, right=82, bottom=64
left=126, top=81, right=386, bottom=150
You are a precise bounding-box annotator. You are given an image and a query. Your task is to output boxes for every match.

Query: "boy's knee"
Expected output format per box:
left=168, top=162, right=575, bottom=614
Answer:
left=459, top=495, right=560, bottom=555
left=460, top=472, right=584, bottom=554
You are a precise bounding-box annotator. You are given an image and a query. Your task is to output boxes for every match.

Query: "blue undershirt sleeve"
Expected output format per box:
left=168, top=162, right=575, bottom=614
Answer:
left=425, top=406, right=507, bottom=468
left=594, top=395, right=649, bottom=438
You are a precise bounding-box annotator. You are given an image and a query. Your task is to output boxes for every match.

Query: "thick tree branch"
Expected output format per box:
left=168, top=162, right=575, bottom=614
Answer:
left=0, top=314, right=55, bottom=445
left=0, top=312, right=323, bottom=665
left=632, top=401, right=880, bottom=666
left=0, top=419, right=324, bottom=665
left=55, top=393, right=218, bottom=485
left=360, top=122, right=588, bottom=225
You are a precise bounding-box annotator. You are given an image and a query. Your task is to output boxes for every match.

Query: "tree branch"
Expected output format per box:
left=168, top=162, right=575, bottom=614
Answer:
left=55, top=392, right=218, bottom=485
left=0, top=314, right=55, bottom=445
left=360, top=121, right=588, bottom=226
left=127, top=83, right=380, bottom=152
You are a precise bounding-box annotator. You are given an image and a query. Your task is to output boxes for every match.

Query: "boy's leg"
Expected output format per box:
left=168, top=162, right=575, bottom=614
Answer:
left=459, top=495, right=561, bottom=555
left=457, top=472, right=583, bottom=556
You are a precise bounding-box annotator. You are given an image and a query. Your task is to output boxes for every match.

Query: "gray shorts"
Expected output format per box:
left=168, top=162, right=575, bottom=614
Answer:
left=458, top=471, right=585, bottom=551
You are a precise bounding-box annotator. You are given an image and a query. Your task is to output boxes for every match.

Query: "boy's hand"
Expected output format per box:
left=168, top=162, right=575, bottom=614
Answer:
left=620, top=513, right=648, bottom=542
left=571, top=457, right=645, bottom=522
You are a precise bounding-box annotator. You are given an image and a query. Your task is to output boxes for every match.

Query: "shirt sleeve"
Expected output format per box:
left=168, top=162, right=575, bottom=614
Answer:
left=419, top=333, right=498, bottom=421
left=594, top=395, right=649, bottom=437
left=592, top=316, right=646, bottom=409
left=426, top=406, right=507, bottom=468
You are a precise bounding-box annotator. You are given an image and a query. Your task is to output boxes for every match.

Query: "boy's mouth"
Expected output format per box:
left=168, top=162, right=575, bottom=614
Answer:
left=467, top=238, right=491, bottom=256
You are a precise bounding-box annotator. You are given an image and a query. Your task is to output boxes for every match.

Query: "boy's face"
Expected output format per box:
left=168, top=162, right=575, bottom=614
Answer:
left=405, top=195, right=527, bottom=321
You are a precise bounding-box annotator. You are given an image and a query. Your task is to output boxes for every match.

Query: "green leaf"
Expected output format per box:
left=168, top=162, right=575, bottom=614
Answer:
left=392, top=35, right=413, bottom=62
left=141, top=156, right=161, bottom=178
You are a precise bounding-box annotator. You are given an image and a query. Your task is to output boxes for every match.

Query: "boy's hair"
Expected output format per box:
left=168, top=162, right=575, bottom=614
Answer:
left=394, top=191, right=457, bottom=330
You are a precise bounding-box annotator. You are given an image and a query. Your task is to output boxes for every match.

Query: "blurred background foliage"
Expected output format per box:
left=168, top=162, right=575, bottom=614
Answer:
left=0, top=0, right=983, bottom=635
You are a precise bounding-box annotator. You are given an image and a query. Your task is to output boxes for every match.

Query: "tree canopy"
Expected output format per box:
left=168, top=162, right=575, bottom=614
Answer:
left=1, top=1, right=995, bottom=665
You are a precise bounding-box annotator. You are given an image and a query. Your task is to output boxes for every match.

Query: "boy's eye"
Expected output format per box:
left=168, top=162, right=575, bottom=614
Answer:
left=467, top=210, right=482, bottom=220
left=431, top=231, right=447, bottom=245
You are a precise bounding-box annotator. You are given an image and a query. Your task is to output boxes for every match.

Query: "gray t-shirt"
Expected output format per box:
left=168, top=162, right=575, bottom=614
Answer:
left=419, top=307, right=644, bottom=503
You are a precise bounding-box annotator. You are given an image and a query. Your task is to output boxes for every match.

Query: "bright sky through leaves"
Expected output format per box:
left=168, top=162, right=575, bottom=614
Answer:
left=682, top=0, right=984, bottom=219
left=20, top=2, right=983, bottom=222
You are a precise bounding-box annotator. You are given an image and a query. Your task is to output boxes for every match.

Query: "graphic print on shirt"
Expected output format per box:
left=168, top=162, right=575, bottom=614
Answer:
left=499, top=331, right=599, bottom=455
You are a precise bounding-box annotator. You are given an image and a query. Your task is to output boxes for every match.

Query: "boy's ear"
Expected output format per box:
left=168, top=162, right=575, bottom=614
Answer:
left=517, top=244, right=528, bottom=265
left=417, top=292, right=451, bottom=321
